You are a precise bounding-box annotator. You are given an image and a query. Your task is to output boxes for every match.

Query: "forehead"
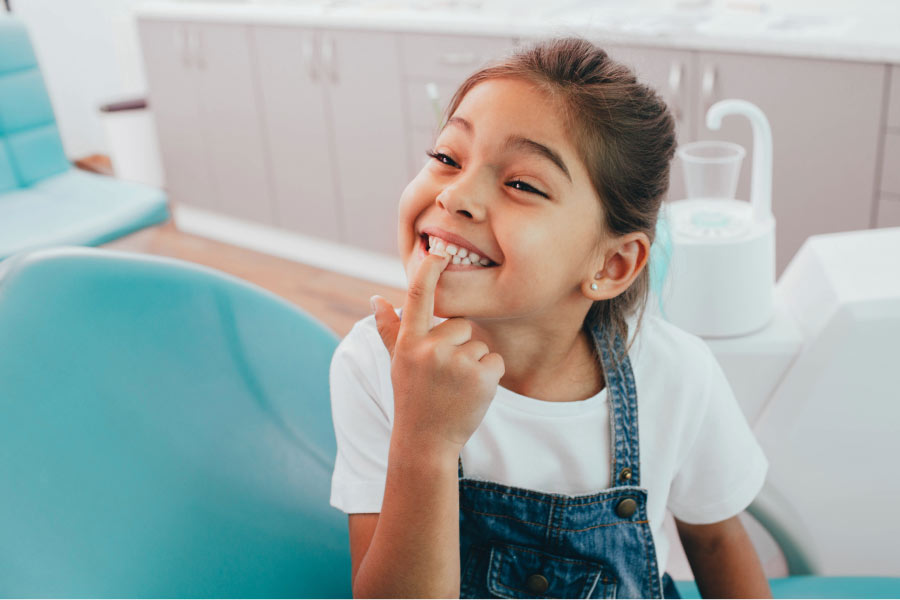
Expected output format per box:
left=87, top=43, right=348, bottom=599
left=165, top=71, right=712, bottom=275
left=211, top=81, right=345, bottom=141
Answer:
left=450, top=78, right=573, bottom=150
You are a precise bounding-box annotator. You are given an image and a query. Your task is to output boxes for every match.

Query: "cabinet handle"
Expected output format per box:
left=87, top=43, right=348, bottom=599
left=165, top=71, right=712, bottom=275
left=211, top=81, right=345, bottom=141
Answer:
left=701, top=64, right=717, bottom=114
left=176, top=26, right=191, bottom=68
left=438, top=52, right=477, bottom=66
left=186, top=28, right=204, bottom=70
left=425, top=82, right=443, bottom=127
left=321, top=34, right=338, bottom=84
left=303, top=35, right=318, bottom=82
left=667, top=62, right=683, bottom=122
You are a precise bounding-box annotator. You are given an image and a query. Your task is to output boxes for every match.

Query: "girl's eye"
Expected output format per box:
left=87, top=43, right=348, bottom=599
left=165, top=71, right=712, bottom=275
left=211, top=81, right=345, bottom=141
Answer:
left=425, top=150, right=459, bottom=168
left=507, top=180, right=549, bottom=199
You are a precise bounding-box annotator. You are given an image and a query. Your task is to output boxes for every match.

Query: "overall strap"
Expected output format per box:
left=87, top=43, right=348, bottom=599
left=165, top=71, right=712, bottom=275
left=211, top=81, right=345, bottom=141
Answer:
left=589, top=321, right=641, bottom=488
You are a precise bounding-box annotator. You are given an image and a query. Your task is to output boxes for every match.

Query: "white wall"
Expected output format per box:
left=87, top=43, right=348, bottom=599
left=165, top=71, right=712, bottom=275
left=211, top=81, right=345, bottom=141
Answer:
left=11, top=0, right=149, bottom=158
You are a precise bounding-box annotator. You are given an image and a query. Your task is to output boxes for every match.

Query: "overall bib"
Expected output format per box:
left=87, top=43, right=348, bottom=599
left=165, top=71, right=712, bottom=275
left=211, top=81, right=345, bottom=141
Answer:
left=458, top=322, right=680, bottom=599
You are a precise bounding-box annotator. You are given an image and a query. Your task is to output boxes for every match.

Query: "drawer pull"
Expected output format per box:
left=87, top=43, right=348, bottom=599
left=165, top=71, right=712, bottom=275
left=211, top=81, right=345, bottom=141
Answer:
left=438, top=52, right=478, bottom=66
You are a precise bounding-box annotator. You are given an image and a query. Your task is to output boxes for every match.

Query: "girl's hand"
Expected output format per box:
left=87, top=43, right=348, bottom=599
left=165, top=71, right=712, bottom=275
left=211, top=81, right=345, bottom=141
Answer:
left=371, top=253, right=505, bottom=455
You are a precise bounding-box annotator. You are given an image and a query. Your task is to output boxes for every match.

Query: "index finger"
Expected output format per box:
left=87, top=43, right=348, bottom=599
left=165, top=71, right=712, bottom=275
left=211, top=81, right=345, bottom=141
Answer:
left=401, top=252, right=451, bottom=337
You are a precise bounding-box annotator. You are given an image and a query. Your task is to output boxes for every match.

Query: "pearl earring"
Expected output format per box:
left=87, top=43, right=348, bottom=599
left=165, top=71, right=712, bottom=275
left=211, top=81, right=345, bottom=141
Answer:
left=590, top=283, right=599, bottom=291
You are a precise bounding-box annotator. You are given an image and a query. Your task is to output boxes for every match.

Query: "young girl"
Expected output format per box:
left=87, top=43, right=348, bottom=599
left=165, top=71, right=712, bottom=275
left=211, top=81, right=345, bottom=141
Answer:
left=329, top=37, right=771, bottom=599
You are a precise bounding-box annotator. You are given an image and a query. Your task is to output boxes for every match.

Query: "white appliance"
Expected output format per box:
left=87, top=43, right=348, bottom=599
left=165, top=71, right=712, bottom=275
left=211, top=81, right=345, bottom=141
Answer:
left=662, top=99, right=776, bottom=338
left=655, top=217, right=900, bottom=577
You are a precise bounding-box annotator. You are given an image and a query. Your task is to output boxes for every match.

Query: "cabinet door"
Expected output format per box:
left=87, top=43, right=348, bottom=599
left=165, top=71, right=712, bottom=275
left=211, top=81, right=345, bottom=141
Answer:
left=696, top=53, right=885, bottom=275
left=193, top=22, right=276, bottom=225
left=325, top=30, right=409, bottom=256
left=603, top=45, right=696, bottom=203
left=251, top=26, right=342, bottom=241
left=138, top=19, right=217, bottom=211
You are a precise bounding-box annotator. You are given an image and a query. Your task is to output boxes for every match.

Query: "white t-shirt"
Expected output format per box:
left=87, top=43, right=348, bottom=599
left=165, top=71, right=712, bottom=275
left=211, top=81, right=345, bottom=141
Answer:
left=329, top=312, right=768, bottom=572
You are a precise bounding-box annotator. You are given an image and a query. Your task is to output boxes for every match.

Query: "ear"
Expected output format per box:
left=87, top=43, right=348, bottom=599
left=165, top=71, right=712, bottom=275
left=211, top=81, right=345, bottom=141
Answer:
left=582, top=232, right=651, bottom=300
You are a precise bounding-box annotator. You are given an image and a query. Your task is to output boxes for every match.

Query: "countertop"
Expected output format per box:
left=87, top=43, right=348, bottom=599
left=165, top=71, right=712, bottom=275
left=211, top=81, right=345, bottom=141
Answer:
left=135, top=0, right=900, bottom=65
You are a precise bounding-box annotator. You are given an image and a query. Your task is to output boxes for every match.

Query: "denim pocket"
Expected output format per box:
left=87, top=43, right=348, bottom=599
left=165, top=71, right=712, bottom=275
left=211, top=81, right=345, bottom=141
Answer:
left=486, top=542, right=617, bottom=599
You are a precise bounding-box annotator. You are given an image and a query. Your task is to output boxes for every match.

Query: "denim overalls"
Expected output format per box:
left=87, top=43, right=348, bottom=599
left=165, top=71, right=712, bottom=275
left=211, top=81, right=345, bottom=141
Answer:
left=457, top=322, right=680, bottom=599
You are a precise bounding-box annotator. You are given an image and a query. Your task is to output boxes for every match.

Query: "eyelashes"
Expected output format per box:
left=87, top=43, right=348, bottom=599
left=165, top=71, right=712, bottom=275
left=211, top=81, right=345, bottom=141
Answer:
left=425, top=150, right=549, bottom=199
left=425, top=149, right=459, bottom=168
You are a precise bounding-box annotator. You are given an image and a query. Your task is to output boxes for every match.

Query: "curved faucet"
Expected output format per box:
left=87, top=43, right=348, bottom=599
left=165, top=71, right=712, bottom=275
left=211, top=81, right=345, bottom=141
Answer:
left=706, top=99, right=773, bottom=224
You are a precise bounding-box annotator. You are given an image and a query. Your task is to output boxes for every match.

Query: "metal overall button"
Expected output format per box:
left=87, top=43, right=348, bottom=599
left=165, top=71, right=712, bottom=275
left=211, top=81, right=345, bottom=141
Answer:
left=616, top=498, right=637, bottom=518
left=525, top=573, right=549, bottom=595
left=618, top=467, right=633, bottom=482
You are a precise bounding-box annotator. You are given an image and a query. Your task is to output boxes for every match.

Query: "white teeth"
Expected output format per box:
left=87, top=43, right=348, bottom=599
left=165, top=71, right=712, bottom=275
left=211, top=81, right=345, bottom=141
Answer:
left=424, top=233, right=494, bottom=268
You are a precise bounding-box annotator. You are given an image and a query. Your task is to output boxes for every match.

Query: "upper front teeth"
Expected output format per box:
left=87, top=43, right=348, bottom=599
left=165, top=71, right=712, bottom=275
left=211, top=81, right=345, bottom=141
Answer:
left=428, top=235, right=492, bottom=266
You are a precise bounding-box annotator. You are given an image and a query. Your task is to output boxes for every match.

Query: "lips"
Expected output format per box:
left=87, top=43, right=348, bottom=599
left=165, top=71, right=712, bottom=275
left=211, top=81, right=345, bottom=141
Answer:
left=419, top=226, right=499, bottom=265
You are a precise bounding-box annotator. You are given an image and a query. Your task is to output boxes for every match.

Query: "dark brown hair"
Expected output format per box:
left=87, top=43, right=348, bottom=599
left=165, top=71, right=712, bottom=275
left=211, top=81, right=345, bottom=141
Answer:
left=443, top=37, right=676, bottom=359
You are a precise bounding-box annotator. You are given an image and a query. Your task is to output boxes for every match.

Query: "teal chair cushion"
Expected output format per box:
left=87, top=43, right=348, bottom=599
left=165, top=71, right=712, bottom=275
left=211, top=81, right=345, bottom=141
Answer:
left=675, top=576, right=900, bottom=598
left=0, top=247, right=351, bottom=597
left=0, top=169, right=169, bottom=261
left=0, top=15, right=69, bottom=187
left=0, top=139, right=16, bottom=192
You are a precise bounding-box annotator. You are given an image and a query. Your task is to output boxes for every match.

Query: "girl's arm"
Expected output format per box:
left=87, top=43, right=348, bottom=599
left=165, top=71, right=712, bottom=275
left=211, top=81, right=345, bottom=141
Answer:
left=349, top=436, right=461, bottom=598
left=676, top=515, right=773, bottom=599
left=351, top=252, right=504, bottom=598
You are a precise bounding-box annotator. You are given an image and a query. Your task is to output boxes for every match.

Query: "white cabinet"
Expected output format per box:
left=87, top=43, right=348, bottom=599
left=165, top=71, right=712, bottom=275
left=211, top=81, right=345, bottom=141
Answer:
left=326, top=30, right=409, bottom=256
left=255, top=27, right=412, bottom=254
left=250, top=26, right=342, bottom=241
left=606, top=43, right=886, bottom=275
left=139, top=20, right=276, bottom=225
left=139, top=20, right=216, bottom=212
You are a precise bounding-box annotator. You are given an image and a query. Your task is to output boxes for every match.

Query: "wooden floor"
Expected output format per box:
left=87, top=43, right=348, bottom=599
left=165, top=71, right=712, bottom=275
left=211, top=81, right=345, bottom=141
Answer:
left=103, top=219, right=406, bottom=338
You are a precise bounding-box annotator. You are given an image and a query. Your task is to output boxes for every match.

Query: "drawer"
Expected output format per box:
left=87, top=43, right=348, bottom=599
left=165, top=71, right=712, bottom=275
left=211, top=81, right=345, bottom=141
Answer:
left=876, top=193, right=900, bottom=228
left=881, top=131, right=900, bottom=194
left=406, top=80, right=458, bottom=131
left=889, top=66, right=900, bottom=130
left=400, top=33, right=516, bottom=82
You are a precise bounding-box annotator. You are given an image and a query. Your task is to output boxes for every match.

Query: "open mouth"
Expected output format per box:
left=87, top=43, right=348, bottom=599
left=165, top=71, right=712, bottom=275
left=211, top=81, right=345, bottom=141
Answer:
left=421, top=233, right=498, bottom=268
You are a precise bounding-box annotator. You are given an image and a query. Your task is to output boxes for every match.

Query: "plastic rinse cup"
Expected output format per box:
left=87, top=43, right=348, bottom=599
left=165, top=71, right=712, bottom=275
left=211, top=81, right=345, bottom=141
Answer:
left=678, top=140, right=746, bottom=200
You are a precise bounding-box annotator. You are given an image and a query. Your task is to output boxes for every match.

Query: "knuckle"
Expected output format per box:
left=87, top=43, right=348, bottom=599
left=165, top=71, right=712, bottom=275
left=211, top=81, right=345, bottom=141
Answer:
left=406, top=281, right=427, bottom=301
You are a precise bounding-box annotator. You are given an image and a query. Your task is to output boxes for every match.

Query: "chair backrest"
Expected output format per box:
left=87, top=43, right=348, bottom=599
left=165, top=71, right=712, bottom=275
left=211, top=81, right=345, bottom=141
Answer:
left=0, top=15, right=70, bottom=192
left=0, top=247, right=351, bottom=598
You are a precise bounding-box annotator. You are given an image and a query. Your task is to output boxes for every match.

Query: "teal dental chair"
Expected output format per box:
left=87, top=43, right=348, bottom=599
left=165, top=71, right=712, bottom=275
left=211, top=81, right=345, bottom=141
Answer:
left=0, top=16, right=169, bottom=262
left=0, top=247, right=350, bottom=597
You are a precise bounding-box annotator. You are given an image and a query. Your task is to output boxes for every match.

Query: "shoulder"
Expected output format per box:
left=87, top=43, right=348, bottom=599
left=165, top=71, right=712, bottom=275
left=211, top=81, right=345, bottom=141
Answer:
left=629, top=313, right=717, bottom=382
left=627, top=313, right=727, bottom=436
left=332, top=311, right=397, bottom=366
left=330, top=313, right=395, bottom=407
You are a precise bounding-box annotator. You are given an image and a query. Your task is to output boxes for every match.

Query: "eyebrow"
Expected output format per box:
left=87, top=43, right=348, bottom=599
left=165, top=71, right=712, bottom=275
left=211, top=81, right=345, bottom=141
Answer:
left=443, top=116, right=572, bottom=182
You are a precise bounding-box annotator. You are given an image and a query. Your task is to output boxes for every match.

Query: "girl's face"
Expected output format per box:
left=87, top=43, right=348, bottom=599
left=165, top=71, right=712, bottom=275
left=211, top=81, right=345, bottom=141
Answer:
left=398, top=77, right=608, bottom=321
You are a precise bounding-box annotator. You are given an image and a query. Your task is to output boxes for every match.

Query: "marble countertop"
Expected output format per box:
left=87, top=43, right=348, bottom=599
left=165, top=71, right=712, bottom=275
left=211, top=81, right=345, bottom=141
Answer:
left=135, top=0, right=900, bottom=65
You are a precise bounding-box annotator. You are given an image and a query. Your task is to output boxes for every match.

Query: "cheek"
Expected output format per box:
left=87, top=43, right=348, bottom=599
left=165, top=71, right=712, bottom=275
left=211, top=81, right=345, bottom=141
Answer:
left=397, top=177, right=429, bottom=245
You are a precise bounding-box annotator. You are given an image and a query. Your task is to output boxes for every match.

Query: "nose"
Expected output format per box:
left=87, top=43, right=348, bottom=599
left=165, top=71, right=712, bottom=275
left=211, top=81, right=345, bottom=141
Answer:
left=435, top=175, right=488, bottom=221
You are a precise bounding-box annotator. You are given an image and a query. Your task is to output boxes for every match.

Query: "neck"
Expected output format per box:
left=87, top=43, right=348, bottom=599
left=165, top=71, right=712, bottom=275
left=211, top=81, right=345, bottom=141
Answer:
left=468, top=307, right=604, bottom=403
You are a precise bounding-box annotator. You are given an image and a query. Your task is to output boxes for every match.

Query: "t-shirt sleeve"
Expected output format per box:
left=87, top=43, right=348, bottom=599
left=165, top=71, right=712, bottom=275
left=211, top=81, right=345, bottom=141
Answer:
left=666, top=345, right=768, bottom=524
left=329, top=319, right=393, bottom=514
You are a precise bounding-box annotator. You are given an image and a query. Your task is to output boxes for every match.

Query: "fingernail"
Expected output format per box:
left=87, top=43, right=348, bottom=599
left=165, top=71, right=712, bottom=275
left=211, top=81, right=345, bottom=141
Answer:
left=370, top=295, right=379, bottom=313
